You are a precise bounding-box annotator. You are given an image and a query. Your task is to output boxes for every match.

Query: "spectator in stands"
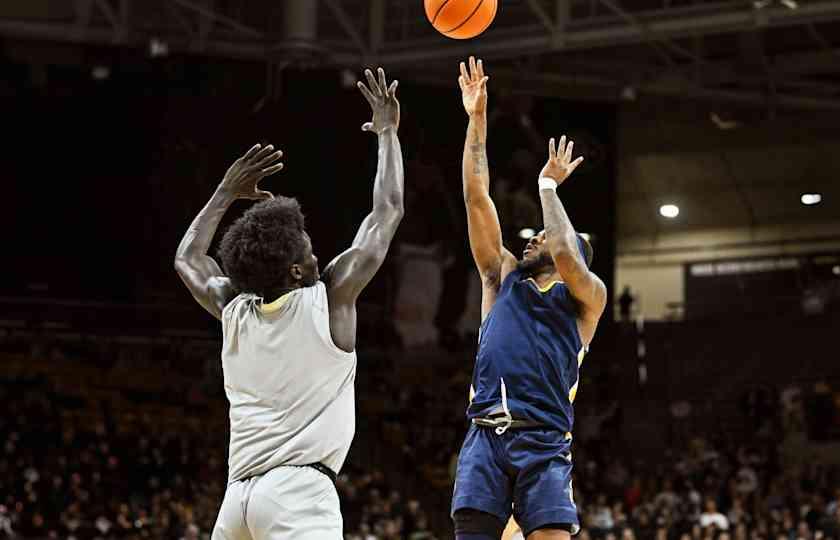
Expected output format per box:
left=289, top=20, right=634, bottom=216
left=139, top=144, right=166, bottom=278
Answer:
left=619, top=286, right=635, bottom=322
left=700, top=498, right=730, bottom=531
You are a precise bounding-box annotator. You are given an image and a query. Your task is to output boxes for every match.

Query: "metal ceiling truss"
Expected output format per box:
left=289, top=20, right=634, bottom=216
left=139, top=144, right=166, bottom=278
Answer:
left=1, top=0, right=839, bottom=110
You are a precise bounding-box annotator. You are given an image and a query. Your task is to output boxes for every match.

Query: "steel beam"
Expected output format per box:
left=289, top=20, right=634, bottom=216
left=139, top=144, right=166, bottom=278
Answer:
left=400, top=67, right=840, bottom=112
left=526, top=0, right=555, bottom=33
left=370, top=0, right=385, bottom=54
left=378, top=2, right=840, bottom=65
left=170, top=0, right=263, bottom=38
left=323, top=0, right=368, bottom=56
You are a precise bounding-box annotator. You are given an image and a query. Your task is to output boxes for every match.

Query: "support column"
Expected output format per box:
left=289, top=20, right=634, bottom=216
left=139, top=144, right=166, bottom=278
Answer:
left=283, top=0, right=318, bottom=46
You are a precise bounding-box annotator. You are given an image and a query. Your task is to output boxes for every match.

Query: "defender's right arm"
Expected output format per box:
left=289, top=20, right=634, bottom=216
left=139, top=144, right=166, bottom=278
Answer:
left=174, top=144, right=284, bottom=320
left=459, top=57, right=516, bottom=319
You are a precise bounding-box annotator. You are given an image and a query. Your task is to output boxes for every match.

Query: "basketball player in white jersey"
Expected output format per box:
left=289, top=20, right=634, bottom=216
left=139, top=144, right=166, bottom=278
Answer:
left=174, top=67, right=403, bottom=540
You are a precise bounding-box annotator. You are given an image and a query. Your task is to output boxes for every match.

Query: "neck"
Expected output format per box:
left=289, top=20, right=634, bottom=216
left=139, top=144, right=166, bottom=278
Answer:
left=528, top=267, right=561, bottom=287
left=264, top=283, right=302, bottom=302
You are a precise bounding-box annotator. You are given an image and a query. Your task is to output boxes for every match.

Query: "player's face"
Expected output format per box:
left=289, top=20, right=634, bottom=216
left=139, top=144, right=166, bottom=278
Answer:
left=522, top=230, right=549, bottom=262
left=518, top=230, right=553, bottom=273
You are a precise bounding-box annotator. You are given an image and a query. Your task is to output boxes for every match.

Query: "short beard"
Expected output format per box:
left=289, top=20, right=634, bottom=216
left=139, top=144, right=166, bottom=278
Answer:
left=516, top=252, right=553, bottom=276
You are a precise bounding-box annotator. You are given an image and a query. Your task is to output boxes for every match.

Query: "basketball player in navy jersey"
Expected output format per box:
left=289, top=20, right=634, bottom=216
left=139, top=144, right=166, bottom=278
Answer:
left=451, top=56, right=608, bottom=540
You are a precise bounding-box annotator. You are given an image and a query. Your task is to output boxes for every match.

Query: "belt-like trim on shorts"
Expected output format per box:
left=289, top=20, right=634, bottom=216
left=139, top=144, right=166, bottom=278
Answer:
left=472, top=417, right=573, bottom=440
left=472, top=416, right=544, bottom=430
left=297, top=462, right=337, bottom=484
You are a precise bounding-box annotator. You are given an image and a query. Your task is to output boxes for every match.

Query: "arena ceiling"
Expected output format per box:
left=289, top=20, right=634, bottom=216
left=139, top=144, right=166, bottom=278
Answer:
left=2, top=0, right=838, bottom=234
left=2, top=0, right=840, bottom=111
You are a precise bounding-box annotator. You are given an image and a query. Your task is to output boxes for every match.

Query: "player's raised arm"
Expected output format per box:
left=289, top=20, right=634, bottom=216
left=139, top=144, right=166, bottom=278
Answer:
left=324, top=67, right=404, bottom=313
left=537, top=136, right=607, bottom=333
left=174, top=144, right=284, bottom=320
left=459, top=57, right=516, bottom=316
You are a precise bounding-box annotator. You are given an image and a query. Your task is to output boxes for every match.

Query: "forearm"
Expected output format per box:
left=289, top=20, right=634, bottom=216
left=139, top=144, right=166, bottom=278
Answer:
left=175, top=188, right=236, bottom=263
left=462, top=113, right=490, bottom=200
left=370, top=127, right=405, bottom=220
left=539, top=189, right=582, bottom=270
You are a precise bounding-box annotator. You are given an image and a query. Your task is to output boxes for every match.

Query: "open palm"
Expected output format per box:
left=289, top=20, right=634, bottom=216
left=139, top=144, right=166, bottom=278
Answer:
left=357, top=67, right=399, bottom=134
left=459, top=56, right=488, bottom=116
left=539, top=136, right=584, bottom=185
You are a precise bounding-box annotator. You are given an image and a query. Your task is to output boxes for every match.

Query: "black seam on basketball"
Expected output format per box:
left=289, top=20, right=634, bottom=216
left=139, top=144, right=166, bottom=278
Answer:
left=443, top=0, right=484, bottom=34
left=432, top=0, right=452, bottom=25
left=468, top=0, right=496, bottom=36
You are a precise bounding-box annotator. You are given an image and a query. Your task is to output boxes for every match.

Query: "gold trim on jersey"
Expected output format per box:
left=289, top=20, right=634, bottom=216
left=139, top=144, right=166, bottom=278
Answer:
left=568, top=346, right=587, bottom=403
left=259, top=292, right=293, bottom=314
left=526, top=277, right=562, bottom=293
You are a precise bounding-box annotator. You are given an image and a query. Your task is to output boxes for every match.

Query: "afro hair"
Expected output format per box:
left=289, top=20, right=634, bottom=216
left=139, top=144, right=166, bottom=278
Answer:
left=218, top=196, right=307, bottom=297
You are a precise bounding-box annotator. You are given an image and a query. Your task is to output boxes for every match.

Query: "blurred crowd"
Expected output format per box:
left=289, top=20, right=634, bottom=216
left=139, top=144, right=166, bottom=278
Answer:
left=0, top=380, right=440, bottom=540
left=570, top=437, right=840, bottom=540
left=4, top=357, right=840, bottom=540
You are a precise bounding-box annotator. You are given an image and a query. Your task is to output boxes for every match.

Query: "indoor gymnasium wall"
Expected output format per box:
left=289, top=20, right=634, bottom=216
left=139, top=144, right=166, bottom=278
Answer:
left=615, top=221, right=840, bottom=320
left=614, top=102, right=840, bottom=320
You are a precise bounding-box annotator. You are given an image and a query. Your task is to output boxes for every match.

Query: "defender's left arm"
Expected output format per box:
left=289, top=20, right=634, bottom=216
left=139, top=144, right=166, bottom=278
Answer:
left=324, top=68, right=404, bottom=306
left=537, top=136, right=607, bottom=331
left=174, top=144, right=284, bottom=320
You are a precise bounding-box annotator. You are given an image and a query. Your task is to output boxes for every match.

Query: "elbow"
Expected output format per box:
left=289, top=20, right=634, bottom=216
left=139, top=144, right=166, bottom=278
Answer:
left=387, top=204, right=405, bottom=229
left=173, top=256, right=189, bottom=276
left=375, top=199, right=404, bottom=223
left=393, top=201, right=405, bottom=221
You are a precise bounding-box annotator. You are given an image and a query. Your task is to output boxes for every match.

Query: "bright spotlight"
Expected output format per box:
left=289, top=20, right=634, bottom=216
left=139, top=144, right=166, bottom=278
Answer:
left=833, top=266, right=840, bottom=276
left=519, top=228, right=536, bottom=239
left=149, top=37, right=169, bottom=58
left=659, top=204, right=679, bottom=218
left=91, top=66, right=110, bottom=81
left=801, top=193, right=822, bottom=206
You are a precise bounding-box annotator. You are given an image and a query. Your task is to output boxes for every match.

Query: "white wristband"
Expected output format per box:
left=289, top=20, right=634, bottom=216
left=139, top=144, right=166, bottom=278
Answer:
left=538, top=177, right=558, bottom=191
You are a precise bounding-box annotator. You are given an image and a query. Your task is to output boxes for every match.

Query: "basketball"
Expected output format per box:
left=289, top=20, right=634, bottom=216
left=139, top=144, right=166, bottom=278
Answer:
left=424, top=0, right=498, bottom=40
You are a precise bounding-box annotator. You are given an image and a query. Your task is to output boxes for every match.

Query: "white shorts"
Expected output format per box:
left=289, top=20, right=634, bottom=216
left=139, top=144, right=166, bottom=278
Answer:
left=212, top=466, right=342, bottom=540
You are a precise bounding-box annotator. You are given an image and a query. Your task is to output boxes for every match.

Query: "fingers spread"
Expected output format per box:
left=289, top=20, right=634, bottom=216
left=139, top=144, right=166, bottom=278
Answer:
left=558, top=135, right=567, bottom=158
left=365, top=69, right=380, bottom=95
left=477, top=59, right=485, bottom=78
left=565, top=140, right=574, bottom=162
left=388, top=79, right=398, bottom=98
left=569, top=156, right=584, bottom=173
left=469, top=56, right=478, bottom=81
left=358, top=81, right=375, bottom=105
left=252, top=144, right=275, bottom=163
left=243, top=143, right=262, bottom=161
left=377, top=67, right=387, bottom=93
left=256, top=150, right=283, bottom=169
left=460, top=62, right=469, bottom=82
left=548, top=138, right=556, bottom=159
left=261, top=162, right=284, bottom=176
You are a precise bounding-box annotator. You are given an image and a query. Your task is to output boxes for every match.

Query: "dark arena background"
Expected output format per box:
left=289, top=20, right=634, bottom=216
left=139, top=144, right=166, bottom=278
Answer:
left=1, top=1, right=840, bottom=539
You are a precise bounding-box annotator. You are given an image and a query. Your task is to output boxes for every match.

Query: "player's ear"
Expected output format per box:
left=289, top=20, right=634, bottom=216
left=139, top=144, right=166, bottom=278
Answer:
left=290, top=264, right=303, bottom=281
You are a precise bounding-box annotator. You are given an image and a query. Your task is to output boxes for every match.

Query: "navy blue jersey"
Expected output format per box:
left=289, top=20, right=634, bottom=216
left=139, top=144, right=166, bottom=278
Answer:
left=468, top=268, right=587, bottom=433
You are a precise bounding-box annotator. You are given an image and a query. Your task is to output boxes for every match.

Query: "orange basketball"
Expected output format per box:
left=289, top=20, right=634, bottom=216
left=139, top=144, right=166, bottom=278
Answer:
left=424, top=0, right=498, bottom=40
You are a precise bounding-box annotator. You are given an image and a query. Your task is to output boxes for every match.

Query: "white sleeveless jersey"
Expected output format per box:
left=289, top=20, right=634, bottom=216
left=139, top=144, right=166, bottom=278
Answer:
left=221, top=282, right=357, bottom=483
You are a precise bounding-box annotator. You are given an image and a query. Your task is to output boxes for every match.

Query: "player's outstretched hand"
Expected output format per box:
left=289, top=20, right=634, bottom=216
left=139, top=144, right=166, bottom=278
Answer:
left=539, top=136, right=584, bottom=185
left=219, top=144, right=284, bottom=200
left=458, top=55, right=488, bottom=117
left=358, top=67, right=399, bottom=134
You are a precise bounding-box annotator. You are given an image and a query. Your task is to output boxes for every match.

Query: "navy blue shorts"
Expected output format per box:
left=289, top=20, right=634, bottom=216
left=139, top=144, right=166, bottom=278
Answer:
left=451, top=424, right=579, bottom=536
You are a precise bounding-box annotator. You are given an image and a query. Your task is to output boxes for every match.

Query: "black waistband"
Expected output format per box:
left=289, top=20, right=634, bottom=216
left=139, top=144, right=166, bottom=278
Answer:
left=301, top=462, right=337, bottom=484
left=472, top=417, right=544, bottom=430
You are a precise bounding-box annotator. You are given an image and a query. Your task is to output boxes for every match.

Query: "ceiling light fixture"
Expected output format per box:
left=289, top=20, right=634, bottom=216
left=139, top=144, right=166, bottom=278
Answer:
left=518, top=228, right=536, bottom=239
left=659, top=204, right=680, bottom=218
left=801, top=193, right=822, bottom=206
